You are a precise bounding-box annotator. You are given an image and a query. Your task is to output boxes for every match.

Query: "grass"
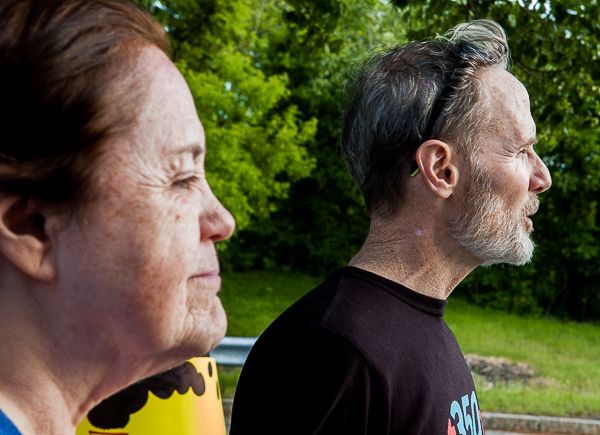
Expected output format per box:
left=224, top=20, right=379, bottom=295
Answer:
left=218, top=271, right=600, bottom=418
left=216, top=271, right=323, bottom=398
left=446, top=299, right=600, bottom=418
left=217, top=366, right=242, bottom=398
left=220, top=271, right=323, bottom=337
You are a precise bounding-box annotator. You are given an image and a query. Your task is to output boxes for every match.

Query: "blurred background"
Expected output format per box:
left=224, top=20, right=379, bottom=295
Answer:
left=135, top=0, right=600, bottom=322
left=135, top=0, right=599, bottom=418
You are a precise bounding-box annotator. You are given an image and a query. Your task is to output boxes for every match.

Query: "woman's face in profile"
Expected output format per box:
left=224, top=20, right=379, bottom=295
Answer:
left=54, top=47, right=235, bottom=359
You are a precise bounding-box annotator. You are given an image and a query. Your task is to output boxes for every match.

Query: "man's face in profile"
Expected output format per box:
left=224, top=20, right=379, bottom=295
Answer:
left=451, top=67, right=552, bottom=266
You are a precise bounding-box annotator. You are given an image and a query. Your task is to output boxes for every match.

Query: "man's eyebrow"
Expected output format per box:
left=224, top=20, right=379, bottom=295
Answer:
left=520, top=136, right=537, bottom=148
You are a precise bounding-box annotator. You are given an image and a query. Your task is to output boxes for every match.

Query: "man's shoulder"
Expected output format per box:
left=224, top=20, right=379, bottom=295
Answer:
left=252, top=267, right=355, bottom=346
left=233, top=267, right=478, bottom=435
left=261, top=267, right=411, bottom=334
left=256, top=266, right=448, bottom=365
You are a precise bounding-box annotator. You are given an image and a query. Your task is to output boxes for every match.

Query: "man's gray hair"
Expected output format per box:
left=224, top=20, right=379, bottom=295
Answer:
left=341, top=19, right=510, bottom=217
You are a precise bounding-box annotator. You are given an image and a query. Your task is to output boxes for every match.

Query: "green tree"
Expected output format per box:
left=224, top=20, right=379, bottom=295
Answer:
left=387, top=0, right=600, bottom=320
left=136, top=0, right=317, bottom=231
left=231, top=0, right=600, bottom=320
left=225, top=0, right=408, bottom=271
left=140, top=0, right=600, bottom=320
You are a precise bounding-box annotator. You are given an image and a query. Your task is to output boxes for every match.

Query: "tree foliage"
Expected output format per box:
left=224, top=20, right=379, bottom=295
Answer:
left=136, top=0, right=317, bottom=231
left=224, top=0, right=408, bottom=272
left=140, top=0, right=600, bottom=321
left=387, top=0, right=600, bottom=320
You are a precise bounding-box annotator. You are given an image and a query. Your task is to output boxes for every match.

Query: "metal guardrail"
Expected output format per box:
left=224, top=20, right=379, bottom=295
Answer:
left=210, top=336, right=258, bottom=366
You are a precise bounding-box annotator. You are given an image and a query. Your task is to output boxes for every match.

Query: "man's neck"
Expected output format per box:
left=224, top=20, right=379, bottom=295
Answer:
left=349, top=214, right=479, bottom=300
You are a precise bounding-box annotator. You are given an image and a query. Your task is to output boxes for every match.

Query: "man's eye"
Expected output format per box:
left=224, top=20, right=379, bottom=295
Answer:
left=174, top=176, right=199, bottom=188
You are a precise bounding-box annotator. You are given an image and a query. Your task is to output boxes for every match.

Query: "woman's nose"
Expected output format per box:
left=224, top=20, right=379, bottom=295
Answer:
left=200, top=191, right=235, bottom=243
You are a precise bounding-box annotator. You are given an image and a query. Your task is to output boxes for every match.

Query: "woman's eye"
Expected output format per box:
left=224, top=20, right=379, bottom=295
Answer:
left=174, top=175, right=199, bottom=188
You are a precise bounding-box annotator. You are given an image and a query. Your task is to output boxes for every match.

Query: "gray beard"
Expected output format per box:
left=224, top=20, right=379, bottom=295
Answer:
left=451, top=161, right=539, bottom=266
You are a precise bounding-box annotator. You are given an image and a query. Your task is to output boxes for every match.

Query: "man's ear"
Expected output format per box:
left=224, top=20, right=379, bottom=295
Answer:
left=414, top=140, right=459, bottom=199
left=0, top=194, right=56, bottom=282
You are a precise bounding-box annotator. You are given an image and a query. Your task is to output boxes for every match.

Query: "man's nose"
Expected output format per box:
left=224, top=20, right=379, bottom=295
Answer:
left=529, top=152, right=552, bottom=194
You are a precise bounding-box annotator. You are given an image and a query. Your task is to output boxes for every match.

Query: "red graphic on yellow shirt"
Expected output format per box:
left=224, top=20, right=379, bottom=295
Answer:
left=448, top=418, right=457, bottom=435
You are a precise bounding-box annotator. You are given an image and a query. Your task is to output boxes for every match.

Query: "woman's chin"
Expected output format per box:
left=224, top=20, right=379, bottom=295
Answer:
left=204, top=300, right=228, bottom=353
left=186, top=297, right=228, bottom=358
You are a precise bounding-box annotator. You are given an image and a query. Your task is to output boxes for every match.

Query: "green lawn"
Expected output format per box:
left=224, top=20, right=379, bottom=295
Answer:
left=218, top=271, right=600, bottom=418
left=446, top=299, right=600, bottom=418
left=217, top=271, right=322, bottom=397
left=220, top=271, right=323, bottom=337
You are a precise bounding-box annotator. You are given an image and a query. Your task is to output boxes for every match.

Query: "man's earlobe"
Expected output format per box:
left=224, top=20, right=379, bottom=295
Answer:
left=415, top=140, right=458, bottom=199
left=0, top=195, right=56, bottom=282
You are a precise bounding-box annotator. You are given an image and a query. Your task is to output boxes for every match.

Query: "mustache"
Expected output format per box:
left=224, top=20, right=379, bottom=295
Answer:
left=523, top=195, right=539, bottom=217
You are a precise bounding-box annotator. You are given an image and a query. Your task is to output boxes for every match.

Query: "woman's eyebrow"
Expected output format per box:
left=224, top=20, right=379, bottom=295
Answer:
left=170, top=143, right=204, bottom=159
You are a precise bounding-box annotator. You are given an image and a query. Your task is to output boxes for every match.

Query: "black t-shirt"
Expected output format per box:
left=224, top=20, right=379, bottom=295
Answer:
left=230, top=267, right=486, bottom=435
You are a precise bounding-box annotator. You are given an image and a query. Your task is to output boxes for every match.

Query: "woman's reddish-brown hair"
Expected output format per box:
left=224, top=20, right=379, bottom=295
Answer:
left=0, top=0, right=170, bottom=208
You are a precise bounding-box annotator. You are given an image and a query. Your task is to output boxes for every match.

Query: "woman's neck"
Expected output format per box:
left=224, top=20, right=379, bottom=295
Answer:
left=0, top=289, right=188, bottom=435
left=0, top=308, right=77, bottom=434
left=0, top=282, right=109, bottom=435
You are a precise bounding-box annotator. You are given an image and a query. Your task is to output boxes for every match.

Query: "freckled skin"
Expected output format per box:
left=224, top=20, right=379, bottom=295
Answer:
left=55, top=47, right=235, bottom=360
left=0, top=46, right=235, bottom=435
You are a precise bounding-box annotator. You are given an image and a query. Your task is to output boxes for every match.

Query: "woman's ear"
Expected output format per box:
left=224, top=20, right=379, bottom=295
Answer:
left=0, top=194, right=57, bottom=282
left=414, top=140, right=459, bottom=199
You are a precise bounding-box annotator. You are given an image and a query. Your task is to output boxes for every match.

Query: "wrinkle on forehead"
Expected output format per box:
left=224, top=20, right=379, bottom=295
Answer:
left=129, top=47, right=204, bottom=163
left=95, top=46, right=206, bottom=191
left=482, top=68, right=535, bottom=144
